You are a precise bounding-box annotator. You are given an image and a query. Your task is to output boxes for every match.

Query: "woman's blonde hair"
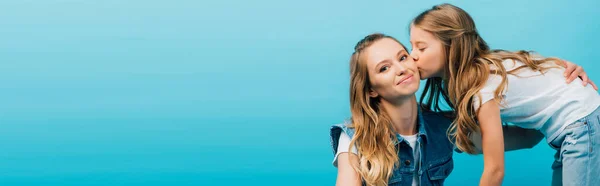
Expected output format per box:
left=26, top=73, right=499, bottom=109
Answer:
left=348, top=33, right=406, bottom=186
left=412, top=4, right=559, bottom=153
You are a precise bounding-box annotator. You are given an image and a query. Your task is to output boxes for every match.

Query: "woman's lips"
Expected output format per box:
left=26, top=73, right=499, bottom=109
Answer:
left=397, top=74, right=414, bottom=85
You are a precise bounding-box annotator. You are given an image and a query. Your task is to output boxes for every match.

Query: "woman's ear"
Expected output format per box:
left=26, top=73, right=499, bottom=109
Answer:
left=368, top=89, right=379, bottom=98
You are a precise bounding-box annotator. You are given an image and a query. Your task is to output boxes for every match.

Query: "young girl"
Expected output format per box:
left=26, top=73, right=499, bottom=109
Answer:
left=329, top=33, right=589, bottom=186
left=408, top=4, right=600, bottom=186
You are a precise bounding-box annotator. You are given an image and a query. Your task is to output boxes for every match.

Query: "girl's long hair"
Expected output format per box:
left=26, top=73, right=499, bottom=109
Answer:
left=413, top=3, right=559, bottom=153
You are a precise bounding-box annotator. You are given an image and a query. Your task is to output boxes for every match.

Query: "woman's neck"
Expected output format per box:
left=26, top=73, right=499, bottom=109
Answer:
left=380, top=96, right=418, bottom=136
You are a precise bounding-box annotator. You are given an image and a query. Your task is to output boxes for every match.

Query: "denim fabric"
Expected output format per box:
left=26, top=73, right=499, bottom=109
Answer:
left=330, top=108, right=454, bottom=186
left=550, top=106, right=600, bottom=186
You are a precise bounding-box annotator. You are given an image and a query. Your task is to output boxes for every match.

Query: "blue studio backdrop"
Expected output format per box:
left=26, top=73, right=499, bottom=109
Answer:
left=1, top=0, right=599, bottom=185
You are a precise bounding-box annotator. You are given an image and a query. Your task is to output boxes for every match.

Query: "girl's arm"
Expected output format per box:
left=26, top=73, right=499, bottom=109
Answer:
left=471, top=125, right=543, bottom=154
left=336, top=153, right=362, bottom=186
left=440, top=111, right=542, bottom=154
left=477, top=101, right=505, bottom=186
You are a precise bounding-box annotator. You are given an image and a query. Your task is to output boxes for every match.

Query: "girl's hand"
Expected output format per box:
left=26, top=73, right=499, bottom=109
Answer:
left=561, top=60, right=598, bottom=90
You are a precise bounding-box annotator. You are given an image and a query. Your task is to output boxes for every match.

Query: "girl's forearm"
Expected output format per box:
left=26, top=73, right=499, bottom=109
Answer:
left=479, top=166, right=504, bottom=186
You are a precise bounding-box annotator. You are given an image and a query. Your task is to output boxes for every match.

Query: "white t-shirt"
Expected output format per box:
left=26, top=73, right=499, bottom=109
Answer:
left=333, top=132, right=358, bottom=166
left=334, top=132, right=420, bottom=186
left=399, top=134, right=419, bottom=186
left=473, top=59, right=600, bottom=141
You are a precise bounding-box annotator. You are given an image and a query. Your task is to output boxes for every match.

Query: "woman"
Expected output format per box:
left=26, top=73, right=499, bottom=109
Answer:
left=329, top=33, right=585, bottom=186
left=408, top=3, right=600, bottom=186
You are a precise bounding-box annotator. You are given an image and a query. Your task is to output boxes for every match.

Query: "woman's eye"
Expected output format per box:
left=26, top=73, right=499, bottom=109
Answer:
left=379, top=66, right=389, bottom=72
left=399, top=55, right=407, bottom=61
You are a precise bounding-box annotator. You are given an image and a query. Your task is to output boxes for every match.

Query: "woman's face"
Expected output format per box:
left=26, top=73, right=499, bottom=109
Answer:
left=362, top=38, right=420, bottom=101
left=409, top=25, right=447, bottom=79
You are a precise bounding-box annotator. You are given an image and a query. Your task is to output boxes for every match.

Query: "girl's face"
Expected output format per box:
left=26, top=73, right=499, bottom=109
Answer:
left=409, top=25, right=447, bottom=79
left=362, top=38, right=420, bottom=101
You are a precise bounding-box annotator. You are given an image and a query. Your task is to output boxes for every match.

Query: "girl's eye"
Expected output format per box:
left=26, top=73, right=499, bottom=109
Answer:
left=379, top=66, right=389, bottom=72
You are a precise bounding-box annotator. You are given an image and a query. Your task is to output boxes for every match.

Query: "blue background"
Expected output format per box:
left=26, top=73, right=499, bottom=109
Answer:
left=1, top=0, right=599, bottom=185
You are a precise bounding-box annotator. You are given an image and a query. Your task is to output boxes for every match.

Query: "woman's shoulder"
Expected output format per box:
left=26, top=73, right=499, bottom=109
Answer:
left=420, top=108, right=454, bottom=131
left=330, top=120, right=354, bottom=136
left=330, top=121, right=355, bottom=152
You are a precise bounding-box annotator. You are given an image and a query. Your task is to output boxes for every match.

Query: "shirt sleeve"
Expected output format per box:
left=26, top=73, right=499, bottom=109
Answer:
left=332, top=132, right=358, bottom=167
left=473, top=74, right=505, bottom=111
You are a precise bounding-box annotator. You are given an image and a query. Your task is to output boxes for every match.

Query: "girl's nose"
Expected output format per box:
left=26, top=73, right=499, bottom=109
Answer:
left=410, top=52, right=419, bottom=61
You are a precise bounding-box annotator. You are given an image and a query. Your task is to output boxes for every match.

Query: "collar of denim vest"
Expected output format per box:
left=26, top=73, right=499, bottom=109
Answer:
left=393, top=105, right=428, bottom=145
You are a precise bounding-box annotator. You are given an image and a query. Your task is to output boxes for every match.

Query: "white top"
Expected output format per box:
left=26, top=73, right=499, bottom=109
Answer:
left=334, top=132, right=420, bottom=186
left=399, top=134, right=419, bottom=186
left=473, top=59, right=600, bottom=141
left=333, top=132, right=358, bottom=166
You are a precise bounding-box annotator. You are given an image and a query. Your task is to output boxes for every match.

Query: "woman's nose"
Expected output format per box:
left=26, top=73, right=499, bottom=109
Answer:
left=394, top=63, right=407, bottom=76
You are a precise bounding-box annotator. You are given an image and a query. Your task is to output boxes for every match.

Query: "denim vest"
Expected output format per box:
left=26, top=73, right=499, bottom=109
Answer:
left=330, top=108, right=455, bottom=186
